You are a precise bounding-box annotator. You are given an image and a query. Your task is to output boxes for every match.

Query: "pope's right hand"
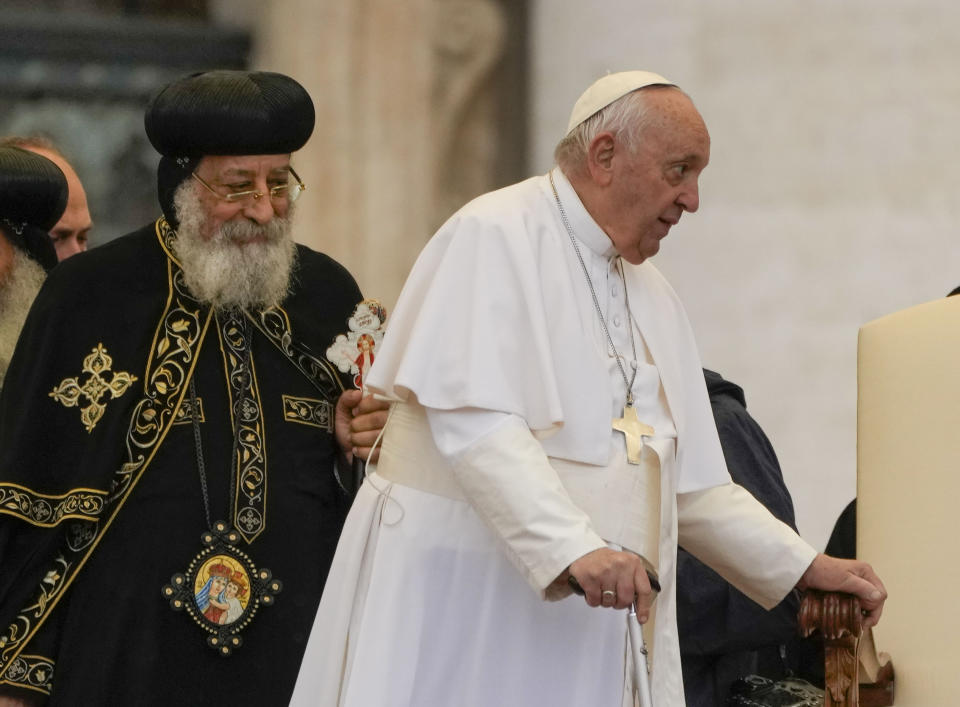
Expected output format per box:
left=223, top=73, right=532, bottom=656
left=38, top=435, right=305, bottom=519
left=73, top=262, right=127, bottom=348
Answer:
left=566, top=547, right=655, bottom=620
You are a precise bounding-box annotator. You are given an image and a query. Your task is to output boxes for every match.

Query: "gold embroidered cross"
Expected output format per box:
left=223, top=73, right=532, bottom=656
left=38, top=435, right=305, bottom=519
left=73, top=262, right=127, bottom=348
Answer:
left=612, top=405, right=654, bottom=465
left=49, top=343, right=138, bottom=433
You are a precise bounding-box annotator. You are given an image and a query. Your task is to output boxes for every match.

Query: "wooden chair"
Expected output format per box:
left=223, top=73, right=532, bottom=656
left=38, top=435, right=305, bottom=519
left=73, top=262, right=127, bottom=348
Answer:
left=799, top=590, right=894, bottom=706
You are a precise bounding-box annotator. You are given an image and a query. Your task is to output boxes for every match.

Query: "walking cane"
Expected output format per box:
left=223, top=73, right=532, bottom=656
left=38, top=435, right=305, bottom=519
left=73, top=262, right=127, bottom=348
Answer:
left=628, top=601, right=653, bottom=707
left=568, top=572, right=658, bottom=706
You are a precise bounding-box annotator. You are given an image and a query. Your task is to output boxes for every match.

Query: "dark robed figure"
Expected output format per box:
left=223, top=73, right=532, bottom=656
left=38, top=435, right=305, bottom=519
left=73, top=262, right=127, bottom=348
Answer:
left=677, top=370, right=803, bottom=705
left=0, top=146, right=66, bottom=392
left=0, top=71, right=383, bottom=705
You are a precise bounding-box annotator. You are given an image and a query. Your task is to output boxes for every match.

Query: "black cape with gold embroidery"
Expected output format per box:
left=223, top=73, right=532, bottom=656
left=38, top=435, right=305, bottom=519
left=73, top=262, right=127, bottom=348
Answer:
left=0, top=220, right=361, bottom=704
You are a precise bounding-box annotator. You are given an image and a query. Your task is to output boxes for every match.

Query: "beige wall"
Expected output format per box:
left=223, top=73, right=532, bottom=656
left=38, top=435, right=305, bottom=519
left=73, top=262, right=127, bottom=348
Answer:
left=248, top=0, right=960, bottom=551
left=253, top=0, right=435, bottom=310
left=531, top=0, right=960, bottom=549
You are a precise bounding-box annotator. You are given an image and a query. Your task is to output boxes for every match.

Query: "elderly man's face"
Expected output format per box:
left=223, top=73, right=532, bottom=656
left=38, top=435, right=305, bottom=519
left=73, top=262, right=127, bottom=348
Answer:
left=172, top=154, right=298, bottom=311
left=599, top=90, right=710, bottom=265
left=192, top=154, right=294, bottom=239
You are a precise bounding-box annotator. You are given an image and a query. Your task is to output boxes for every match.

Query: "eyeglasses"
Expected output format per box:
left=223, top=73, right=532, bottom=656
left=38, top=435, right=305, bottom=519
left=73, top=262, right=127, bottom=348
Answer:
left=191, top=167, right=306, bottom=205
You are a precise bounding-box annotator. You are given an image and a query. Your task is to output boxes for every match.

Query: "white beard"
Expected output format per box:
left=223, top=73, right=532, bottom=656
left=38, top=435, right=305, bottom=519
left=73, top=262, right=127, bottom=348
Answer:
left=0, top=248, right=47, bottom=389
left=171, top=183, right=298, bottom=311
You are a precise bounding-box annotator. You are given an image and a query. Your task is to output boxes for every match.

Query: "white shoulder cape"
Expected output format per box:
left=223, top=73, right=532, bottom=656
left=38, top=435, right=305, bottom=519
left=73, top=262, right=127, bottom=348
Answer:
left=367, top=173, right=728, bottom=493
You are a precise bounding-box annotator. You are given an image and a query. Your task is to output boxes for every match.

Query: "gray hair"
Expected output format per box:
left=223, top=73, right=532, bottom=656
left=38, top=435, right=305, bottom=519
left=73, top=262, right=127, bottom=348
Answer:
left=0, top=247, right=47, bottom=388
left=554, top=85, right=682, bottom=175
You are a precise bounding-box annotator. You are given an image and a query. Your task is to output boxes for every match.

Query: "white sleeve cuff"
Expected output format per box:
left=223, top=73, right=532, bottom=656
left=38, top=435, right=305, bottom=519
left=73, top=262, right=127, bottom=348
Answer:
left=428, top=409, right=606, bottom=598
left=677, top=483, right=817, bottom=609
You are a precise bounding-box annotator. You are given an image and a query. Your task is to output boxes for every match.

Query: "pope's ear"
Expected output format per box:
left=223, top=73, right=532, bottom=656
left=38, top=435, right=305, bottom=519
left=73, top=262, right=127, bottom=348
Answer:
left=585, top=131, right=616, bottom=186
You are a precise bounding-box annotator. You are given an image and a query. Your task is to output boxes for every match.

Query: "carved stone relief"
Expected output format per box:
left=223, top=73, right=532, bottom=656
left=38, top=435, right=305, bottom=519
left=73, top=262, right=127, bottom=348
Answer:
left=431, top=0, right=507, bottom=230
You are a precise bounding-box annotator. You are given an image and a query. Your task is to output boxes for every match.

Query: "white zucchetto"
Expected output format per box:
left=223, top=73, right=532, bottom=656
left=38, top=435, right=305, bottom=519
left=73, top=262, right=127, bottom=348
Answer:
left=565, top=70, right=676, bottom=134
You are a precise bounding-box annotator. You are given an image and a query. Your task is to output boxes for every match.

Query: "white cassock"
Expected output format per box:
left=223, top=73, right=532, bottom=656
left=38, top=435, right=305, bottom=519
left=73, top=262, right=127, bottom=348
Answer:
left=290, top=169, right=816, bottom=706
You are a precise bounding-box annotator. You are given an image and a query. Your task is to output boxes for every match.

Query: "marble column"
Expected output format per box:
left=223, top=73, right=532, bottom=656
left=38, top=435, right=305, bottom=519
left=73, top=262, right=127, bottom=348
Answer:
left=254, top=0, right=507, bottom=309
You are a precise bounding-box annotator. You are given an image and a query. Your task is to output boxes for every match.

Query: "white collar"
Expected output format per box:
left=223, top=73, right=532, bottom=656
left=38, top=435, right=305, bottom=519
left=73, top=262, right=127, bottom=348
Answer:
left=549, top=168, right=618, bottom=261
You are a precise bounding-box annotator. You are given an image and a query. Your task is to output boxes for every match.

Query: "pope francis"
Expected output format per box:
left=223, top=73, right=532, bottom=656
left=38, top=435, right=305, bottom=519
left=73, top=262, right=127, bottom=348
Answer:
left=290, top=71, right=886, bottom=707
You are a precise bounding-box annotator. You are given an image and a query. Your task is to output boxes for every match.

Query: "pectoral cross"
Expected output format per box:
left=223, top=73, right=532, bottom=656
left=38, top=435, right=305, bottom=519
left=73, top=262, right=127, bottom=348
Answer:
left=612, top=404, right=654, bottom=465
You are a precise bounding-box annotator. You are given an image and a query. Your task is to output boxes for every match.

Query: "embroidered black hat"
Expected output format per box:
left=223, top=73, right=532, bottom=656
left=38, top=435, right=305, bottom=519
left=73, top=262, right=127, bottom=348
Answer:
left=0, top=146, right=67, bottom=271
left=144, top=70, right=315, bottom=225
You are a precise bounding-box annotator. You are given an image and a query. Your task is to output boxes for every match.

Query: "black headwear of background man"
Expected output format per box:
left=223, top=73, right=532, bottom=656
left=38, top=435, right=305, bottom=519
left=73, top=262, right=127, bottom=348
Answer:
left=0, top=135, right=93, bottom=262
left=0, top=145, right=66, bottom=272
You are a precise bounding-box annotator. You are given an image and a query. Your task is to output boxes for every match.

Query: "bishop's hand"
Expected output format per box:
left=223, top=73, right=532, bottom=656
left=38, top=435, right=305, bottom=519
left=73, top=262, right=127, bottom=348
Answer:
left=334, top=389, right=390, bottom=464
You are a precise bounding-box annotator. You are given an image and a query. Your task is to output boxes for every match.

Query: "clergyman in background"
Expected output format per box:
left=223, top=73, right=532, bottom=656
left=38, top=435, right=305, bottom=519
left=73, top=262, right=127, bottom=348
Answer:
left=0, top=136, right=93, bottom=261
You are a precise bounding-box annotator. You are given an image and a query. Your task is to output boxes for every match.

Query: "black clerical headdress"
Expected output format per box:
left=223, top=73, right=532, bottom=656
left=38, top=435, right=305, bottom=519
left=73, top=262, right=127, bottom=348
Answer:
left=144, top=70, right=315, bottom=225
left=0, top=146, right=66, bottom=271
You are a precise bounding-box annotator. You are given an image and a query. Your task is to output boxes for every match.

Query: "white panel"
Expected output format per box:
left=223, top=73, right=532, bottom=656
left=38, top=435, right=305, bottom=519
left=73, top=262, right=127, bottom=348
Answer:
left=858, top=296, right=960, bottom=705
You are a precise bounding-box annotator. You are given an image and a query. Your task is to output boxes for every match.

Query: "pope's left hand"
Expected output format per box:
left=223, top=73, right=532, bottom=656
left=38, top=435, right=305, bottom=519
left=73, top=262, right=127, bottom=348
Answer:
left=335, top=390, right=390, bottom=464
left=797, top=553, right=888, bottom=629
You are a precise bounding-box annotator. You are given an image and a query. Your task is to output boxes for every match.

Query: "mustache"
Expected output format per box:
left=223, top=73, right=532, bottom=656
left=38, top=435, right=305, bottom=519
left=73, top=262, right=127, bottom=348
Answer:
left=215, top=217, right=288, bottom=244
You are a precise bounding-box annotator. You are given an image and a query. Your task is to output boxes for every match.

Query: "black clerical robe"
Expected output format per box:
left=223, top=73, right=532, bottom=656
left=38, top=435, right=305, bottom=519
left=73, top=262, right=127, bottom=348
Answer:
left=676, top=370, right=802, bottom=707
left=0, top=219, right=361, bottom=704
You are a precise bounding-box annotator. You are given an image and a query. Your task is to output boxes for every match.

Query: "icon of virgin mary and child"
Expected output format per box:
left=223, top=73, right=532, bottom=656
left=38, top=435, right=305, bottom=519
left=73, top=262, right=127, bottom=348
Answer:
left=195, top=560, right=248, bottom=626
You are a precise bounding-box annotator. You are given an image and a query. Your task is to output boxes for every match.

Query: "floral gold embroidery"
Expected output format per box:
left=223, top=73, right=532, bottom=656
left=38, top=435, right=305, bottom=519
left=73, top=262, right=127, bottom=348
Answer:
left=0, top=555, right=70, bottom=679
left=48, top=344, right=138, bottom=433
left=0, top=220, right=210, bottom=684
left=218, top=312, right=267, bottom=544
left=0, top=484, right=106, bottom=527
left=253, top=308, right=344, bottom=400
left=0, top=654, right=55, bottom=695
left=281, top=395, right=333, bottom=432
left=174, top=397, right=205, bottom=426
